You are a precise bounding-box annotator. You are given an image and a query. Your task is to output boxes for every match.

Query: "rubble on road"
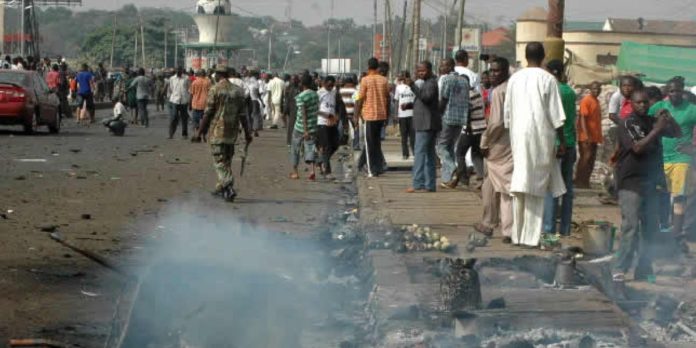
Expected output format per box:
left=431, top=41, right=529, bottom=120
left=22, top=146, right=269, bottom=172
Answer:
left=377, top=224, right=457, bottom=253
left=481, top=329, right=623, bottom=348
left=638, top=297, right=696, bottom=343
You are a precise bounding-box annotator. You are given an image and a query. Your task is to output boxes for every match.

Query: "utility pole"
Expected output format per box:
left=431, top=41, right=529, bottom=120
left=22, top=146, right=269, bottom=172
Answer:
left=267, top=25, right=272, bottom=71
left=395, top=0, right=407, bottom=73
left=0, top=6, right=4, bottom=56
left=283, top=45, right=291, bottom=71
left=442, top=0, right=447, bottom=58
left=109, top=15, right=116, bottom=69
left=327, top=0, right=333, bottom=74
left=133, top=30, right=138, bottom=68
left=545, top=0, right=565, bottom=62
left=213, top=0, right=221, bottom=69
left=381, top=0, right=386, bottom=62
left=20, top=0, right=24, bottom=57
left=358, top=41, right=362, bottom=72
left=164, top=27, right=168, bottom=69
left=411, top=0, right=421, bottom=73
left=372, top=0, right=377, bottom=57
left=338, top=37, right=342, bottom=74
left=174, top=27, right=178, bottom=68
left=385, top=0, right=393, bottom=79
left=454, top=0, right=465, bottom=52
left=140, top=14, right=146, bottom=68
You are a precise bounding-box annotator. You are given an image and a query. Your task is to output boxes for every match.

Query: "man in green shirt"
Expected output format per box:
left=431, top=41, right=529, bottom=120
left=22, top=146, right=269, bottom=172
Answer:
left=543, top=60, right=577, bottom=236
left=195, top=65, right=252, bottom=202
left=649, top=77, right=696, bottom=254
left=289, top=74, right=319, bottom=181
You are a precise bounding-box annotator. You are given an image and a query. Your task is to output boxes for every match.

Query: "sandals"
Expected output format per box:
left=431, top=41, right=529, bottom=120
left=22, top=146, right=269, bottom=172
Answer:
left=473, top=223, right=494, bottom=237
left=289, top=172, right=318, bottom=181
left=612, top=273, right=625, bottom=283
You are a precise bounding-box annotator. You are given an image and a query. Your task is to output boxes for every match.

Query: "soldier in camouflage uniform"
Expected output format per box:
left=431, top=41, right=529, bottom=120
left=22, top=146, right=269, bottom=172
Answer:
left=195, top=65, right=253, bottom=202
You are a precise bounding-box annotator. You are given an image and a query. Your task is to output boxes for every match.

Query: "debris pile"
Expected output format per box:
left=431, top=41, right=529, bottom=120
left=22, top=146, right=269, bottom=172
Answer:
left=465, top=231, right=488, bottom=252
left=439, top=258, right=482, bottom=311
left=481, top=328, right=624, bottom=347
left=392, top=224, right=455, bottom=253
left=639, top=296, right=696, bottom=343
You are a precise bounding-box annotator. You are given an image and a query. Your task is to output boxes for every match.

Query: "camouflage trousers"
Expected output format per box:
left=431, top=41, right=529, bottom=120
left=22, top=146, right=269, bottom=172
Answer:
left=211, top=143, right=235, bottom=191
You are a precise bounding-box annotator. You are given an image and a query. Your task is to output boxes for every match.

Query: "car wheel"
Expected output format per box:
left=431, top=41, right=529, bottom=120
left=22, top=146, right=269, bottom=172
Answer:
left=23, top=110, right=38, bottom=134
left=48, top=110, right=60, bottom=134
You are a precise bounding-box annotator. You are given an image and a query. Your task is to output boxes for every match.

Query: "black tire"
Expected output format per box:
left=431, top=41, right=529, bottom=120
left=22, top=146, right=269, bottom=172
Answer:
left=48, top=110, right=60, bottom=134
left=23, top=111, right=38, bottom=134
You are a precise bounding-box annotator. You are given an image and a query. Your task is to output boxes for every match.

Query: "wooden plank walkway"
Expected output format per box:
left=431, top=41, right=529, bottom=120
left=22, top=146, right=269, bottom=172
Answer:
left=359, top=137, right=638, bottom=342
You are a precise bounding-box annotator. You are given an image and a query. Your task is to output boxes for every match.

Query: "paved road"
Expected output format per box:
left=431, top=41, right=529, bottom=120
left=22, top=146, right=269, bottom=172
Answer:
left=0, top=109, right=352, bottom=345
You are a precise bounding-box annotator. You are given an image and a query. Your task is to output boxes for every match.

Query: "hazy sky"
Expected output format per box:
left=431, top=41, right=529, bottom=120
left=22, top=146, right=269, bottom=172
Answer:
left=86, top=0, right=696, bottom=27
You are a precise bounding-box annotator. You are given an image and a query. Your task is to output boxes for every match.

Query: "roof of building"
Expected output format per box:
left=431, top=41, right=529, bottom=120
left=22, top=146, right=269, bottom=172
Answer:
left=565, top=21, right=604, bottom=32
left=483, top=27, right=512, bottom=47
left=518, top=6, right=696, bottom=36
left=606, top=18, right=696, bottom=36
left=517, top=6, right=547, bottom=21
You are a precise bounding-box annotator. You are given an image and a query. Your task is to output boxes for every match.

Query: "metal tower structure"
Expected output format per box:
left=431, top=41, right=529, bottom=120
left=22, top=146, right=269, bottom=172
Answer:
left=2, top=0, right=82, bottom=57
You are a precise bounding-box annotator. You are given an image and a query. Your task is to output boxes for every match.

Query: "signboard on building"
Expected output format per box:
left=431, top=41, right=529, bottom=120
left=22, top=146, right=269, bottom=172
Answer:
left=460, top=27, right=482, bottom=52
left=418, top=38, right=428, bottom=51
left=322, top=58, right=352, bottom=75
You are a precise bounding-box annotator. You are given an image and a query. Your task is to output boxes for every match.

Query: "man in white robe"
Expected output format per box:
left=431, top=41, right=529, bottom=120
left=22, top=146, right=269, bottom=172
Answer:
left=504, top=42, right=567, bottom=247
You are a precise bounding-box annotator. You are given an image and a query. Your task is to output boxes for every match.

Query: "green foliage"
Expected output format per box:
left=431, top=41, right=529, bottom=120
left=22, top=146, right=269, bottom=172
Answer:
left=31, top=3, right=514, bottom=73
left=35, top=5, right=192, bottom=68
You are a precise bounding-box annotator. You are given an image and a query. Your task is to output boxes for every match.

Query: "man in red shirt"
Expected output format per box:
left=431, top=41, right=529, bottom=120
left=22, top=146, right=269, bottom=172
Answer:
left=189, top=70, right=212, bottom=135
left=481, top=70, right=492, bottom=117
left=575, top=82, right=603, bottom=188
left=611, top=76, right=641, bottom=123
left=45, top=64, right=60, bottom=91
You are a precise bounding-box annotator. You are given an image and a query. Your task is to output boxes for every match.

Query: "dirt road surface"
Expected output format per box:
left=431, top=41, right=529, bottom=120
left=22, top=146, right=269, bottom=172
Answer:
left=0, top=110, right=349, bottom=346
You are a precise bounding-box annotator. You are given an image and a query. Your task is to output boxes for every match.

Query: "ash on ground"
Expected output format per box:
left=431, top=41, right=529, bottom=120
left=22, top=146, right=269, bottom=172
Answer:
left=637, top=297, right=696, bottom=344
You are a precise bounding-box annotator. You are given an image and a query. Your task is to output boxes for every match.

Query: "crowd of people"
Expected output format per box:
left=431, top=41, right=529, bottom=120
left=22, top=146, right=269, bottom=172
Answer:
left=11, top=40, right=696, bottom=285
left=307, top=41, right=694, bottom=286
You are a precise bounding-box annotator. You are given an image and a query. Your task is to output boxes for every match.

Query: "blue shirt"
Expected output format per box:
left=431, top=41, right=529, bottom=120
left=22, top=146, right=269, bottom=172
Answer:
left=440, top=72, right=470, bottom=126
left=76, top=71, right=94, bottom=95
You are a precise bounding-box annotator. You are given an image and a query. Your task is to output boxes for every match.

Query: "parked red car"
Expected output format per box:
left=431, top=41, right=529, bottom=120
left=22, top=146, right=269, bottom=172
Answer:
left=0, top=70, right=60, bottom=133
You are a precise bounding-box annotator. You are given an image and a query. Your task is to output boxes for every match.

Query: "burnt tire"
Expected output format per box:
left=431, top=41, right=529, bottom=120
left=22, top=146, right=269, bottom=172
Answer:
left=48, top=110, right=60, bottom=134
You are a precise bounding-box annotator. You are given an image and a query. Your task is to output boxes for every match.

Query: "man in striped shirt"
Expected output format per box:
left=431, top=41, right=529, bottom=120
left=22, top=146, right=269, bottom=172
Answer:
left=339, top=76, right=359, bottom=150
left=289, top=74, right=320, bottom=181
